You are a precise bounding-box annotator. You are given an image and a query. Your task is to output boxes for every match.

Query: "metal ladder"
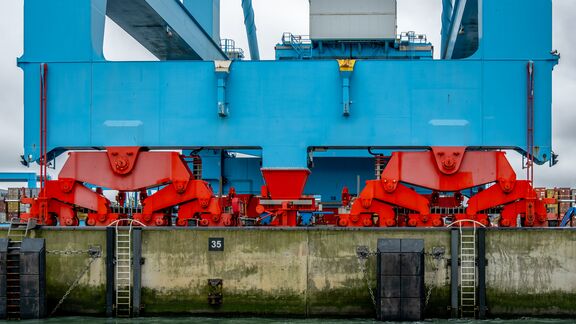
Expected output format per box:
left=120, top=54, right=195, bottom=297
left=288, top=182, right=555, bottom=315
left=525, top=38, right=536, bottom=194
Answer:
left=459, top=225, right=477, bottom=318
left=448, top=219, right=485, bottom=318
left=110, top=219, right=145, bottom=318
left=5, top=217, right=36, bottom=319
left=115, top=221, right=132, bottom=318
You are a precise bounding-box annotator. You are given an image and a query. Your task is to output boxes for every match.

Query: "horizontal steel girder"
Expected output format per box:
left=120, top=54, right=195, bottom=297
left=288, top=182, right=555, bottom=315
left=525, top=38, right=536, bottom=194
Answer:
left=20, top=58, right=556, bottom=168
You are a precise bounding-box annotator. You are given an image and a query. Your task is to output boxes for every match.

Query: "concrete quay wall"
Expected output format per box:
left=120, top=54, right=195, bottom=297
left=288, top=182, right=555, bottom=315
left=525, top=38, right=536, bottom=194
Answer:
left=22, top=228, right=576, bottom=318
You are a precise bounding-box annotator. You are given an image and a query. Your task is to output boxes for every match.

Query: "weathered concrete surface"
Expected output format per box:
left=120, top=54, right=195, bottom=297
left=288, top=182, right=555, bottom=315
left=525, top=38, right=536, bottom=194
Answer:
left=486, top=229, right=576, bottom=317
left=9, top=228, right=576, bottom=318
left=32, top=229, right=107, bottom=315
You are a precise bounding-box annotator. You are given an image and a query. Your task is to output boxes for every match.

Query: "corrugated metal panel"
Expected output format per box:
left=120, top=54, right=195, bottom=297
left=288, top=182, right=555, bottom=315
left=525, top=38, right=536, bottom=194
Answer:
left=310, top=0, right=397, bottom=40
left=310, top=0, right=396, bottom=14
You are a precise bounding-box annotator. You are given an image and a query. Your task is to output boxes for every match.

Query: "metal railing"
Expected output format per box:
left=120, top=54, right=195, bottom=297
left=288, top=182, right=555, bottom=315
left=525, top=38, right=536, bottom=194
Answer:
left=220, top=39, right=245, bottom=60
left=281, top=33, right=312, bottom=59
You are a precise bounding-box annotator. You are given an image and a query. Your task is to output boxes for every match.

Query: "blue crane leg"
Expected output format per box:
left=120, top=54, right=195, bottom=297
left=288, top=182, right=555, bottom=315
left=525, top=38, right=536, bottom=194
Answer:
left=241, top=0, right=260, bottom=60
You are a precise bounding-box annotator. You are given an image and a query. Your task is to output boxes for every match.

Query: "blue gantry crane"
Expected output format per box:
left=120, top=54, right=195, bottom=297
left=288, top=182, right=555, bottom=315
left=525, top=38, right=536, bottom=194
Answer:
left=16, top=0, right=559, bottom=228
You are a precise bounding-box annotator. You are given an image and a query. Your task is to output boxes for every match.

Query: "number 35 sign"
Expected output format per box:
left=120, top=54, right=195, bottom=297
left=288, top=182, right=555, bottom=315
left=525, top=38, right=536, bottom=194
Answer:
left=209, top=238, right=224, bottom=251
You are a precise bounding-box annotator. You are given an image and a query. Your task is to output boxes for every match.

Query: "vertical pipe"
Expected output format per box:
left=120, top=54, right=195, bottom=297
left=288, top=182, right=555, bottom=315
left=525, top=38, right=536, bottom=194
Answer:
left=105, top=227, right=115, bottom=317
left=39, top=64, right=48, bottom=221
left=219, top=150, right=225, bottom=198
left=342, top=76, right=351, bottom=116
left=477, top=228, right=487, bottom=319
left=241, top=0, right=260, bottom=60
left=450, top=228, right=459, bottom=318
left=526, top=62, right=535, bottom=184
left=132, top=228, right=142, bottom=317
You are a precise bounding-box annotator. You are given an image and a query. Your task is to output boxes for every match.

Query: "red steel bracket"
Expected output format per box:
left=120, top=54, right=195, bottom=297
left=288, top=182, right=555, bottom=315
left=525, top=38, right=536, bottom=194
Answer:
left=467, top=180, right=535, bottom=216
left=134, top=180, right=221, bottom=227
left=381, top=148, right=516, bottom=192
left=500, top=199, right=547, bottom=227
left=23, top=179, right=109, bottom=226
left=106, top=147, right=141, bottom=175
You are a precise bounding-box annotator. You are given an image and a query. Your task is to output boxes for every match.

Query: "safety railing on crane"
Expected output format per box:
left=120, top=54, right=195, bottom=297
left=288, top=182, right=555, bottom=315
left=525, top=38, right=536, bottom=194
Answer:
left=281, top=33, right=313, bottom=59
left=220, top=39, right=245, bottom=60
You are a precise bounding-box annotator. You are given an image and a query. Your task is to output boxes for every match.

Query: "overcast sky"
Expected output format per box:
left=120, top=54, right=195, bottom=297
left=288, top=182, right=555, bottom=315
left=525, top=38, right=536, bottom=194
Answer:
left=0, top=0, right=575, bottom=189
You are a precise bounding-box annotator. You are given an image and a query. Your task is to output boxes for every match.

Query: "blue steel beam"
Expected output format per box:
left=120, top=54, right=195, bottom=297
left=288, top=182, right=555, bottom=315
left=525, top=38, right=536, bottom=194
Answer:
left=441, top=0, right=454, bottom=58
left=443, top=0, right=468, bottom=59
left=183, top=0, right=221, bottom=44
left=20, top=0, right=107, bottom=62
left=19, top=58, right=556, bottom=168
left=0, top=173, right=38, bottom=189
left=19, top=0, right=226, bottom=63
left=241, top=0, right=260, bottom=60
left=107, top=0, right=227, bottom=60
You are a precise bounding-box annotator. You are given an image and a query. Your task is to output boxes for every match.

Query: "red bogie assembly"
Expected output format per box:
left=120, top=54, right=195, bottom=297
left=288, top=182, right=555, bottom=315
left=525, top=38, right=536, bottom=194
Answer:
left=339, top=147, right=550, bottom=228
left=22, top=147, right=221, bottom=227
left=20, top=146, right=552, bottom=228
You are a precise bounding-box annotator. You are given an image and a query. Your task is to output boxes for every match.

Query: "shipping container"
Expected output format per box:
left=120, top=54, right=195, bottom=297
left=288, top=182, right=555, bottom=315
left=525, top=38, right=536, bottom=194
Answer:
left=310, top=0, right=397, bottom=40
left=558, top=188, right=571, bottom=200
left=7, top=188, right=20, bottom=200
left=6, top=201, right=20, bottom=213
left=559, top=202, right=571, bottom=216
left=6, top=212, right=19, bottom=221
left=547, top=201, right=559, bottom=216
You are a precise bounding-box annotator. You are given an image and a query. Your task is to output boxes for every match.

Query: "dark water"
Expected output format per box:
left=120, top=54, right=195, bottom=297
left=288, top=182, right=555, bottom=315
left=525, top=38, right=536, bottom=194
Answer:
left=1, top=318, right=573, bottom=324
